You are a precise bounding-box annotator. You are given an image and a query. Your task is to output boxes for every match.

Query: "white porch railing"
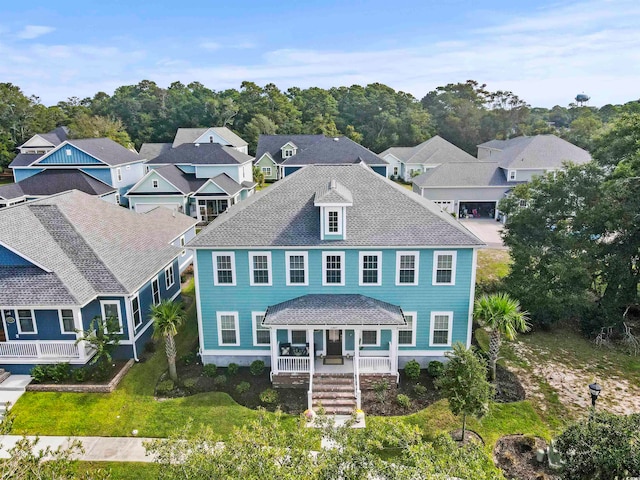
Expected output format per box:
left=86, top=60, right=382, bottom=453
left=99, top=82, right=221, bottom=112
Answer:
left=277, top=356, right=310, bottom=373
left=358, top=356, right=392, bottom=373
left=0, top=340, right=93, bottom=360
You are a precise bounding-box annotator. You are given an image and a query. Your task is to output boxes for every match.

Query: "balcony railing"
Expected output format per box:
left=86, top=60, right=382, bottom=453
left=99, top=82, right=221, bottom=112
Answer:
left=277, top=356, right=310, bottom=373
left=0, top=338, right=94, bottom=360
left=358, top=356, right=392, bottom=373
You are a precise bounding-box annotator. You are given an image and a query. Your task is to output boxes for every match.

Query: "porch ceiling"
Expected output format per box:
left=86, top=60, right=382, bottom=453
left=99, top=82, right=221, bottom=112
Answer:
left=263, top=294, right=406, bottom=327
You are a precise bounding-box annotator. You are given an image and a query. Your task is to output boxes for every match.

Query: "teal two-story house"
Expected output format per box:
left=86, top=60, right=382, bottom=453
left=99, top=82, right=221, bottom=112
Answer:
left=189, top=164, right=484, bottom=412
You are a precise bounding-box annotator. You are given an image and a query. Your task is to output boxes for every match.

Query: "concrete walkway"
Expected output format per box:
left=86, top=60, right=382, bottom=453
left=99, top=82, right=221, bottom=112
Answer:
left=459, top=219, right=506, bottom=249
left=0, top=375, right=32, bottom=422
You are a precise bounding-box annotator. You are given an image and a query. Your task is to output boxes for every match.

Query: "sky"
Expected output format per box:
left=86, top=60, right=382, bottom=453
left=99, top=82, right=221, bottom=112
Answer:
left=0, top=0, right=639, bottom=107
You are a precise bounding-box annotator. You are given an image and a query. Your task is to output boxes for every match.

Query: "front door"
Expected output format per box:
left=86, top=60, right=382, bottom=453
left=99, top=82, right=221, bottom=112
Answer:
left=326, top=329, right=342, bottom=356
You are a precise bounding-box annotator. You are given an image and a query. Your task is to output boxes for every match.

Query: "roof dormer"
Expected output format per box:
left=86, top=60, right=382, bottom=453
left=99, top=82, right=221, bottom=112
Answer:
left=281, top=141, right=298, bottom=159
left=314, top=179, right=353, bottom=240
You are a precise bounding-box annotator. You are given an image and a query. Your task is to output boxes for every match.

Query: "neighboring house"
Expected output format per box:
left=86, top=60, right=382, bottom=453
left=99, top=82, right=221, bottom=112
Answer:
left=189, top=163, right=483, bottom=413
left=126, top=143, right=256, bottom=223
left=412, top=134, right=592, bottom=219
left=254, top=135, right=388, bottom=181
left=0, top=190, right=197, bottom=374
left=379, top=135, right=477, bottom=182
left=17, top=126, right=69, bottom=154
left=0, top=170, right=117, bottom=209
left=139, top=126, right=249, bottom=159
left=9, top=138, right=146, bottom=206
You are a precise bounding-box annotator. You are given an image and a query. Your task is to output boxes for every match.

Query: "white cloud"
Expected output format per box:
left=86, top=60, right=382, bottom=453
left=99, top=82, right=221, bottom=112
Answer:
left=16, top=25, right=55, bottom=40
left=200, top=41, right=221, bottom=51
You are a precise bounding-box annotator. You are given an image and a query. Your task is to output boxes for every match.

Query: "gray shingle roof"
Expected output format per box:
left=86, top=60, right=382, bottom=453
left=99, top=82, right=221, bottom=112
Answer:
left=8, top=153, right=44, bottom=168
left=282, top=136, right=387, bottom=166
left=477, top=135, right=592, bottom=169
left=151, top=165, right=208, bottom=194
left=412, top=162, right=510, bottom=188
left=0, top=267, right=75, bottom=306
left=256, top=135, right=326, bottom=164
left=264, top=294, right=406, bottom=326
left=189, top=164, right=484, bottom=248
left=146, top=143, right=253, bottom=166
left=65, top=139, right=141, bottom=166
left=172, top=127, right=248, bottom=148
left=0, top=190, right=197, bottom=306
left=380, top=135, right=477, bottom=165
left=314, top=180, right=353, bottom=205
left=0, top=170, right=115, bottom=201
left=39, top=127, right=69, bottom=146
left=205, top=173, right=243, bottom=196
left=139, top=143, right=172, bottom=160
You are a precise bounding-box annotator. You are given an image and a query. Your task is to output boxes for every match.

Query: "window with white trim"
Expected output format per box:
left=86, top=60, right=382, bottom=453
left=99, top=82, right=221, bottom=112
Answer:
left=396, top=251, right=419, bottom=285
left=17, top=309, right=36, bottom=334
left=249, top=252, right=272, bottom=286
left=361, top=330, right=378, bottom=346
left=509, top=170, right=516, bottom=180
left=116, top=167, right=122, bottom=183
left=100, top=301, right=123, bottom=334
left=290, top=330, right=307, bottom=344
left=359, top=251, right=382, bottom=286
left=322, top=252, right=345, bottom=285
left=430, top=312, right=452, bottom=346
left=179, top=236, right=185, bottom=247
left=286, top=251, right=308, bottom=286
left=399, top=312, right=416, bottom=346
left=132, top=295, right=142, bottom=328
left=325, top=208, right=342, bottom=235
left=165, top=264, right=175, bottom=289
left=217, top=312, right=239, bottom=345
left=152, top=277, right=161, bottom=305
left=283, top=148, right=293, bottom=158
left=114, top=193, right=120, bottom=205
left=433, top=251, right=456, bottom=285
left=253, top=312, right=270, bottom=346
left=262, top=166, right=272, bottom=176
left=59, top=309, right=75, bottom=334
left=519, top=199, right=528, bottom=208
left=152, top=179, right=159, bottom=188
left=213, top=252, right=236, bottom=286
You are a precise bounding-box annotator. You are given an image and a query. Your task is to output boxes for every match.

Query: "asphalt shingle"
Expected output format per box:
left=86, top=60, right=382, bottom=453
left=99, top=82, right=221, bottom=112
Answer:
left=380, top=135, right=477, bottom=165
left=255, top=135, right=325, bottom=164
left=412, top=161, right=510, bottom=188
left=0, top=170, right=114, bottom=201
left=139, top=143, right=172, bottom=160
left=282, top=136, right=387, bottom=166
left=146, top=143, right=253, bottom=166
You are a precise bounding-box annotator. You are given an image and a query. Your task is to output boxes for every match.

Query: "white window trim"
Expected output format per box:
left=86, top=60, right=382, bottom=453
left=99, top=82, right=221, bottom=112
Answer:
left=429, top=311, right=453, bottom=347
left=16, top=309, right=37, bottom=335
left=262, top=166, right=272, bottom=176
left=432, top=251, right=457, bottom=286
left=213, top=252, right=236, bottom=286
left=360, top=329, right=380, bottom=347
left=58, top=309, right=76, bottom=334
left=116, top=167, right=122, bottom=183
left=399, top=311, right=417, bottom=347
left=131, top=294, right=142, bottom=329
left=217, top=311, right=240, bottom=346
left=395, top=251, right=420, bottom=286
left=248, top=252, right=272, bottom=286
left=179, top=236, right=185, bottom=247
left=114, top=193, right=121, bottom=204
left=285, top=251, right=309, bottom=286
left=151, top=277, right=161, bottom=305
left=322, top=251, right=345, bottom=286
left=509, top=170, right=516, bottom=181
left=252, top=311, right=270, bottom=347
left=288, top=330, right=308, bottom=345
left=165, top=264, right=175, bottom=290
left=100, top=300, right=123, bottom=334
left=325, top=208, right=343, bottom=235
left=152, top=179, right=159, bottom=188
left=359, top=251, right=382, bottom=286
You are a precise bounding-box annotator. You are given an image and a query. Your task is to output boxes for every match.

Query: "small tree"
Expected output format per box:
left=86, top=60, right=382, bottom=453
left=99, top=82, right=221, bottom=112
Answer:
left=474, top=292, right=530, bottom=381
left=75, top=315, right=121, bottom=380
left=252, top=165, right=265, bottom=188
left=150, top=299, right=186, bottom=382
left=436, top=342, right=493, bottom=441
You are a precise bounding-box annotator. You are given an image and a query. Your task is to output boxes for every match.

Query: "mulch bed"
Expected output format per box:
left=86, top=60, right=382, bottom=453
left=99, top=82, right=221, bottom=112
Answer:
left=31, top=359, right=130, bottom=385
left=362, top=371, right=441, bottom=415
left=494, top=364, right=526, bottom=403
left=494, top=434, right=559, bottom=480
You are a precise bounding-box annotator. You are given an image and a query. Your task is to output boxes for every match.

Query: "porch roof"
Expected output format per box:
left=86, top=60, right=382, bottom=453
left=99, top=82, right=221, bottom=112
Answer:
left=264, top=294, right=406, bottom=327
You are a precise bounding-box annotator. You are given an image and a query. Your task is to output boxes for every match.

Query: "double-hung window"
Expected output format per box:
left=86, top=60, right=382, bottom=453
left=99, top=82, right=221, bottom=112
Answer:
left=433, top=251, right=456, bottom=285
left=217, top=312, right=239, bottom=346
left=152, top=179, right=159, bottom=188
left=361, top=330, right=378, bottom=346
left=100, top=301, right=123, bottom=334
left=131, top=296, right=142, bottom=328
left=322, top=252, right=345, bottom=286
left=213, top=252, right=236, bottom=286
left=430, top=312, right=452, bottom=346
left=253, top=312, right=270, bottom=346
left=165, top=264, right=175, bottom=289
left=399, top=312, right=416, bottom=346
left=262, top=167, right=272, bottom=176
left=152, top=277, right=161, bottom=305
left=396, top=251, right=419, bottom=285
left=290, top=330, right=307, bottom=344
left=249, top=252, right=272, bottom=286
left=59, top=309, right=76, bottom=334
left=359, top=251, right=382, bottom=286
left=286, top=251, right=308, bottom=286
left=325, top=209, right=342, bottom=235
left=17, top=310, right=36, bottom=334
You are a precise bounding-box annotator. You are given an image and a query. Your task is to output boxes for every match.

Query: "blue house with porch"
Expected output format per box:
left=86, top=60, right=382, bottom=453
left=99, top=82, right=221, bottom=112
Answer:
left=189, top=164, right=483, bottom=413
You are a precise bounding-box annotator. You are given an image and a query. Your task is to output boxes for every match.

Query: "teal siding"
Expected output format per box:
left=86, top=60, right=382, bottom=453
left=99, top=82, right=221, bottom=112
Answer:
left=79, top=167, right=113, bottom=185
left=0, top=245, right=33, bottom=266
left=177, top=165, right=196, bottom=174
left=13, top=168, right=42, bottom=182
left=38, top=145, right=104, bottom=165
left=196, top=248, right=473, bottom=353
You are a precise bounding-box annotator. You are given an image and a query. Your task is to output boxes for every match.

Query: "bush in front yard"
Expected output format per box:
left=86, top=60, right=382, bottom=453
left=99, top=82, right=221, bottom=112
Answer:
left=427, top=361, right=445, bottom=379
left=396, top=394, right=411, bottom=409
left=259, top=388, right=278, bottom=404
left=156, top=379, right=175, bottom=395
left=227, top=363, right=239, bottom=376
left=404, top=360, right=421, bottom=380
left=203, top=364, right=217, bottom=377
left=236, top=381, right=251, bottom=395
left=250, top=360, right=265, bottom=376
left=214, top=375, right=228, bottom=386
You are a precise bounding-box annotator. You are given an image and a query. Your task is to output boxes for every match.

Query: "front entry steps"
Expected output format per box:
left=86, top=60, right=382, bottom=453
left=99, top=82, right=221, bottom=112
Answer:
left=312, top=373, right=356, bottom=415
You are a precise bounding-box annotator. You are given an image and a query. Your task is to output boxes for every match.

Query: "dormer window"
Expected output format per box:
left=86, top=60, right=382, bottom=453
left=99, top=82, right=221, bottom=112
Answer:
left=314, top=179, right=353, bottom=240
left=283, top=149, right=293, bottom=158
left=281, top=142, right=297, bottom=159
left=509, top=170, right=516, bottom=181
left=326, top=209, right=341, bottom=234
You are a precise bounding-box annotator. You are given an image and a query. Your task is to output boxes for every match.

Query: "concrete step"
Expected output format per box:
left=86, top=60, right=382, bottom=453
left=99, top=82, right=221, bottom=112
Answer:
left=314, top=373, right=352, bottom=378
left=313, top=390, right=355, bottom=399
left=313, top=398, right=356, bottom=408
left=0, top=370, right=10, bottom=385
left=313, top=386, right=354, bottom=394
left=0, top=375, right=32, bottom=391
left=314, top=377, right=353, bottom=385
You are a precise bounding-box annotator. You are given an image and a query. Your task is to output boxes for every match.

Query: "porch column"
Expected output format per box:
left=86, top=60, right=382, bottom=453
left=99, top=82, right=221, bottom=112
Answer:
left=390, top=328, right=399, bottom=375
left=74, top=308, right=86, bottom=361
left=307, top=328, right=314, bottom=376
left=354, top=328, right=360, bottom=373
left=270, top=328, right=279, bottom=375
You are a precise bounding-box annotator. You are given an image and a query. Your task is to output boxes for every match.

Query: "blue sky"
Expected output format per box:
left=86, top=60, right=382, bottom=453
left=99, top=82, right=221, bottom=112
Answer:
left=1, top=0, right=638, bottom=107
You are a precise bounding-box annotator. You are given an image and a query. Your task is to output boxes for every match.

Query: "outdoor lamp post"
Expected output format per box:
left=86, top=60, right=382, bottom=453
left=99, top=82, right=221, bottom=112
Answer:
left=588, top=382, right=601, bottom=419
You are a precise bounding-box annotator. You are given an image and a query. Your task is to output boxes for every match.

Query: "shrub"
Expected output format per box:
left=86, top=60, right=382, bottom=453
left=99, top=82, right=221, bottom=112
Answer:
left=144, top=341, right=157, bottom=354
left=413, top=383, right=428, bottom=396
left=183, top=377, right=198, bottom=390
left=30, top=365, right=48, bottom=384
left=213, top=375, right=227, bottom=386
left=427, top=361, right=445, bottom=379
left=203, top=364, right=217, bottom=377
left=372, top=379, right=390, bottom=402
left=250, top=360, right=265, bottom=376
left=156, top=379, right=175, bottom=395
left=51, top=363, right=71, bottom=383
left=180, top=351, right=198, bottom=366
left=227, top=363, right=239, bottom=376
left=72, top=367, right=89, bottom=383
left=404, top=359, right=421, bottom=380
left=396, top=394, right=411, bottom=409
left=259, top=388, right=278, bottom=404
left=236, top=381, right=251, bottom=395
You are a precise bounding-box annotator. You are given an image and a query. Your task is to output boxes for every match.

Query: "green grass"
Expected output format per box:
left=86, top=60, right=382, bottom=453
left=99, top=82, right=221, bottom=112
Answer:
left=476, top=249, right=511, bottom=284
left=75, top=462, right=161, bottom=479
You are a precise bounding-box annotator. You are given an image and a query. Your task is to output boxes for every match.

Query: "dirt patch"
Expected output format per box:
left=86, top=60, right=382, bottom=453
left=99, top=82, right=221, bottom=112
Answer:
left=362, top=371, right=441, bottom=415
left=450, top=429, right=484, bottom=445
left=494, top=434, right=559, bottom=480
left=494, top=364, right=526, bottom=403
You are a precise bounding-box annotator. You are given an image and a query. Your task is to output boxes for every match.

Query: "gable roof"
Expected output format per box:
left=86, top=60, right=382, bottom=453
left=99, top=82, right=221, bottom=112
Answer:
left=412, top=162, right=510, bottom=188
left=18, top=126, right=69, bottom=149
left=8, top=153, right=45, bottom=168
left=189, top=164, right=483, bottom=248
left=0, top=190, right=196, bottom=306
left=139, top=143, right=172, bottom=160
left=281, top=136, right=387, bottom=166
left=0, top=170, right=115, bottom=201
left=256, top=134, right=325, bottom=164
left=146, top=143, right=253, bottom=166
left=380, top=135, right=477, bottom=165
left=172, top=127, right=248, bottom=148
left=314, top=179, right=353, bottom=205
left=477, top=135, right=592, bottom=169
left=17, top=139, right=142, bottom=167
left=147, top=165, right=208, bottom=194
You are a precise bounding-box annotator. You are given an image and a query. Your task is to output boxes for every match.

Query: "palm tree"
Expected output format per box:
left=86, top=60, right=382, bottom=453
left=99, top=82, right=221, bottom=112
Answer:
left=150, top=299, right=186, bottom=382
left=474, top=292, right=530, bottom=381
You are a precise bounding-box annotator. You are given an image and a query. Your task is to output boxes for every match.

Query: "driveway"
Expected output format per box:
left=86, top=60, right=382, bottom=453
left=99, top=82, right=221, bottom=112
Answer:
left=459, top=219, right=506, bottom=249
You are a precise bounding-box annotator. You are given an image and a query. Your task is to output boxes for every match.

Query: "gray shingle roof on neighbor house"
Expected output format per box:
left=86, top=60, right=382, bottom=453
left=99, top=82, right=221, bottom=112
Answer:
left=189, top=164, right=484, bottom=248
left=148, top=165, right=208, bottom=194
left=282, top=136, right=387, bottom=166
left=0, top=190, right=197, bottom=306
left=146, top=143, right=253, bottom=166
left=172, top=127, right=248, bottom=148
left=380, top=135, right=477, bottom=165
left=0, top=170, right=115, bottom=200
left=139, top=143, right=172, bottom=160
left=255, top=134, right=326, bottom=164
left=65, top=138, right=142, bottom=166
left=39, top=126, right=69, bottom=146
left=264, top=294, right=406, bottom=326
left=412, top=162, right=511, bottom=188
left=8, top=153, right=45, bottom=168
left=477, top=135, right=592, bottom=169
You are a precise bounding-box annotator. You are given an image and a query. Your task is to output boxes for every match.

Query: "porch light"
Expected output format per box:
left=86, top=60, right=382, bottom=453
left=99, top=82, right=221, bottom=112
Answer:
left=588, top=382, right=601, bottom=407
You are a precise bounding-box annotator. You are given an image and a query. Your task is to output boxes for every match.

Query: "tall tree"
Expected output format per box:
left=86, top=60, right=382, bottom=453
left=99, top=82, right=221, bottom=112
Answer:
left=68, top=113, right=133, bottom=148
left=150, top=299, right=186, bottom=382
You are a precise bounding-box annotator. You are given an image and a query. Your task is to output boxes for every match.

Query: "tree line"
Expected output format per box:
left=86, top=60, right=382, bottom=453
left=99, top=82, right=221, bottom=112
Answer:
left=1, top=79, right=639, bottom=170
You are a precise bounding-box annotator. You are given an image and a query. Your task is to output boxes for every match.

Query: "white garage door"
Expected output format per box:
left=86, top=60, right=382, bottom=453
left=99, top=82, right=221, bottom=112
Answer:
left=433, top=201, right=455, bottom=214
left=134, top=203, right=180, bottom=213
